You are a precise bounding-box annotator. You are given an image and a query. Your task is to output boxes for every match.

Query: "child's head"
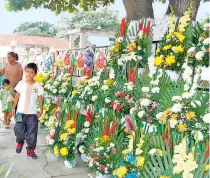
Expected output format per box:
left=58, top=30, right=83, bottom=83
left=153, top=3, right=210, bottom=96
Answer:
left=2, top=79, right=10, bottom=89
left=25, top=63, right=38, bottom=81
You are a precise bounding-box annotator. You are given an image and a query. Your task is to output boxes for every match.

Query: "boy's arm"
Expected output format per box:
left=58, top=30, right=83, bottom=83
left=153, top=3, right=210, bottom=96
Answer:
left=12, top=92, right=20, bottom=116
left=37, top=95, right=43, bottom=118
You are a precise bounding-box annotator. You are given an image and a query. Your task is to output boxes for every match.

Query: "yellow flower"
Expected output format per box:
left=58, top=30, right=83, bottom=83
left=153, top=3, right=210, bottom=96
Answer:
left=156, top=48, right=161, bottom=55
left=72, top=90, right=78, bottom=96
left=170, top=114, right=179, bottom=120
left=175, top=45, right=184, bottom=53
left=44, top=104, right=49, bottom=111
left=69, top=128, right=76, bottom=134
left=160, top=116, right=167, bottom=124
left=160, top=176, right=171, bottom=178
left=166, top=33, right=173, bottom=40
left=174, top=32, right=185, bottom=43
left=185, top=112, right=196, bottom=121
left=64, top=120, right=74, bottom=130
left=113, top=166, right=127, bottom=178
left=178, top=122, right=187, bottom=132
left=60, top=147, right=69, bottom=157
left=77, top=84, right=84, bottom=89
left=67, top=77, right=71, bottom=81
left=40, top=119, right=44, bottom=124
left=45, top=114, right=49, bottom=119
left=163, top=45, right=172, bottom=51
left=205, top=164, right=210, bottom=172
left=60, top=133, right=69, bottom=141
left=165, top=55, right=176, bottom=66
left=136, top=156, right=145, bottom=167
left=112, top=43, right=120, bottom=52
left=129, top=42, right=137, bottom=52
left=157, top=149, right=163, bottom=156
left=99, top=135, right=111, bottom=145
left=154, top=56, right=164, bottom=66
left=104, top=79, right=114, bottom=86
left=54, top=145, right=59, bottom=156
left=52, top=108, right=56, bottom=113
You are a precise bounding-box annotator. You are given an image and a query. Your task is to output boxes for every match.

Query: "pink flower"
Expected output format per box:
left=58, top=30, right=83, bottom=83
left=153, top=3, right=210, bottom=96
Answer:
left=99, top=164, right=105, bottom=170
left=112, top=147, right=117, bottom=153
left=117, top=92, right=125, bottom=99
left=110, top=101, right=115, bottom=107
left=127, top=97, right=133, bottom=103
left=90, top=144, right=95, bottom=149
left=125, top=95, right=130, bottom=100
left=93, top=156, right=99, bottom=162
left=115, top=104, right=122, bottom=112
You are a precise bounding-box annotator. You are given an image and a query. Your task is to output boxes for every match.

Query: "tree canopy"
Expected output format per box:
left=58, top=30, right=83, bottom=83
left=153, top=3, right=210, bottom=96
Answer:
left=14, top=22, right=58, bottom=37
left=57, top=8, right=119, bottom=37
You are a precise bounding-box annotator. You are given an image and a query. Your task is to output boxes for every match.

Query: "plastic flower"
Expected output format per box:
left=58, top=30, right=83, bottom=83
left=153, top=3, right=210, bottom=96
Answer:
left=154, top=56, right=164, bottom=66
left=136, top=156, right=145, bottom=168
left=60, top=147, right=69, bottom=157
left=163, top=45, right=172, bottom=51
left=53, top=145, right=59, bottom=156
left=113, top=166, right=127, bottom=178
left=178, top=122, right=187, bottom=132
left=185, top=112, right=196, bottom=121
left=72, top=90, right=78, bottom=96
left=69, top=128, right=76, bottom=134
left=165, top=55, right=176, bottom=66
left=112, top=43, right=121, bottom=52
left=175, top=45, right=184, bottom=53
left=64, top=120, right=74, bottom=130
left=129, top=42, right=137, bottom=52
left=60, top=133, right=69, bottom=141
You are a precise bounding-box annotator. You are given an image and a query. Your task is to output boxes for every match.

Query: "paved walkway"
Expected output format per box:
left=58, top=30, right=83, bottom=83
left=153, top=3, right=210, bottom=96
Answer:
left=0, top=104, right=91, bottom=178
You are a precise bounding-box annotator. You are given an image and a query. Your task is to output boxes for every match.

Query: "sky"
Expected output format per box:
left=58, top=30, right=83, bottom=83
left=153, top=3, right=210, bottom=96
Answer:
left=0, top=0, right=209, bottom=34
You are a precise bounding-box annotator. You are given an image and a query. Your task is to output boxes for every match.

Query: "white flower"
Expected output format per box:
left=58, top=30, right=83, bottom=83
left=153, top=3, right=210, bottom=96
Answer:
left=116, top=37, right=123, bottom=43
left=203, top=37, right=210, bottom=45
left=170, top=120, right=178, bottom=128
left=91, top=95, right=98, bottom=101
left=183, top=171, right=193, bottom=178
left=85, top=128, right=89, bottom=134
left=140, top=99, right=151, bottom=107
left=52, top=89, right=57, bottom=94
left=130, top=107, right=135, bottom=115
left=184, top=84, right=190, bottom=91
left=182, top=92, right=193, bottom=99
left=203, top=23, right=210, bottom=31
left=138, top=111, right=145, bottom=118
left=79, top=146, right=85, bottom=154
left=49, top=129, right=55, bottom=136
left=48, top=139, right=55, bottom=145
left=149, top=148, right=157, bottom=155
left=171, top=103, right=183, bottom=113
left=156, top=112, right=163, bottom=119
left=187, top=47, right=195, bottom=54
left=109, top=68, right=115, bottom=79
left=195, top=51, right=204, bottom=61
left=151, top=87, right=160, bottom=93
left=105, top=98, right=111, bottom=103
left=84, top=121, right=90, bottom=128
left=76, top=133, right=83, bottom=140
left=110, top=143, right=115, bottom=147
left=194, top=130, right=204, bottom=141
left=203, top=113, right=210, bottom=124
left=172, top=96, right=182, bottom=102
left=150, top=80, right=159, bottom=85
left=101, top=85, right=109, bottom=91
left=142, top=87, right=150, bottom=93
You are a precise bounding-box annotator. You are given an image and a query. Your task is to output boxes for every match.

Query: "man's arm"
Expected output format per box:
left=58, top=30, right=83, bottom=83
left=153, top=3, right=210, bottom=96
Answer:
left=37, top=96, right=43, bottom=118
left=12, top=92, right=20, bottom=116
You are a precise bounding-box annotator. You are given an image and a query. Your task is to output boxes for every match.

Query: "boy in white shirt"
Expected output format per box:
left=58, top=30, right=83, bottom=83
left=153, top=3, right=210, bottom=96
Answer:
left=12, top=63, right=43, bottom=159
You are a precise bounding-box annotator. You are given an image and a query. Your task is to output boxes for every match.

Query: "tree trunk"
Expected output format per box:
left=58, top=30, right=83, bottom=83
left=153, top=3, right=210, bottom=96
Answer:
left=166, top=0, right=201, bottom=20
left=123, top=0, right=154, bottom=21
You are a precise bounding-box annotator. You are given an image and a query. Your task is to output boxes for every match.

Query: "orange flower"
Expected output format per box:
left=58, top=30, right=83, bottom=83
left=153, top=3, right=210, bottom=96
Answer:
left=129, top=42, right=137, bottom=52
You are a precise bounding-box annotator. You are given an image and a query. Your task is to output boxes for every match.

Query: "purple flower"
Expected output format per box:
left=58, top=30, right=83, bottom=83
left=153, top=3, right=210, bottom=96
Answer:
left=84, top=48, right=94, bottom=68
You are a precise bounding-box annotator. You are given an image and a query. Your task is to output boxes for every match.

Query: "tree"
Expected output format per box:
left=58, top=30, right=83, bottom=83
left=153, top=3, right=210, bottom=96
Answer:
left=13, top=22, right=57, bottom=37
left=5, top=0, right=210, bottom=21
left=57, top=8, right=119, bottom=37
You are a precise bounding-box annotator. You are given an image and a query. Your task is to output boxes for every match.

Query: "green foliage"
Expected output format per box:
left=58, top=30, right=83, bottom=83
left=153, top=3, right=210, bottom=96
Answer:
left=57, top=8, right=119, bottom=37
left=14, top=22, right=58, bottom=37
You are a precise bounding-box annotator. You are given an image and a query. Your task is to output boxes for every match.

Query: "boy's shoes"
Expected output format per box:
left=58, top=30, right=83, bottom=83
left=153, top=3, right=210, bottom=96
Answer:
left=27, top=150, right=38, bottom=159
left=16, top=142, right=24, bottom=153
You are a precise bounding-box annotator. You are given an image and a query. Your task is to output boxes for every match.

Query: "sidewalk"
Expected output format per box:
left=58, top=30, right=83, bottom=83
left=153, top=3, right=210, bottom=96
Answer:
left=0, top=104, right=90, bottom=178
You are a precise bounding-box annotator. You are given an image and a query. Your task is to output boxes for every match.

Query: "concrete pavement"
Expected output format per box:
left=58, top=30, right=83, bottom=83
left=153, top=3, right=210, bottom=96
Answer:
left=0, top=104, right=91, bottom=178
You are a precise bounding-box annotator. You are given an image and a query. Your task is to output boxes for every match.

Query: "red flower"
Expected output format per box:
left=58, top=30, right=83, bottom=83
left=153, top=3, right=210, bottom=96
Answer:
left=138, top=21, right=143, bottom=32
left=125, top=117, right=134, bottom=131
left=66, top=115, right=71, bottom=121
left=109, top=120, right=118, bottom=136
left=117, top=92, right=125, bottom=99
left=205, top=143, right=210, bottom=158
left=102, top=120, right=109, bottom=136
left=115, top=104, right=122, bottom=112
left=143, top=21, right=151, bottom=36
left=120, top=18, right=127, bottom=37
left=162, top=131, right=172, bottom=147
left=99, top=164, right=105, bottom=170
left=86, top=108, right=92, bottom=122
left=93, top=156, right=99, bottom=162
left=110, top=101, right=115, bottom=107
left=128, top=68, right=137, bottom=83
